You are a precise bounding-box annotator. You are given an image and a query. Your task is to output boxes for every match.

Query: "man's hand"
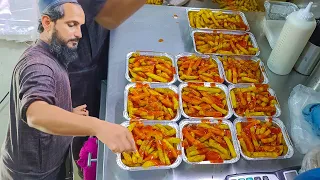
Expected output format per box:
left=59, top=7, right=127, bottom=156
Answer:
left=94, top=121, right=136, bottom=153
left=73, top=104, right=89, bottom=116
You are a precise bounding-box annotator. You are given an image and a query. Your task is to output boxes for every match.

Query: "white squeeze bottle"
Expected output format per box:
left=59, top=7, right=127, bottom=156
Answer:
left=267, top=2, right=316, bottom=75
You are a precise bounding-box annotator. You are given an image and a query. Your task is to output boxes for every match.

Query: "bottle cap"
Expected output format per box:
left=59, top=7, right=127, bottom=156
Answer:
left=297, top=2, right=314, bottom=21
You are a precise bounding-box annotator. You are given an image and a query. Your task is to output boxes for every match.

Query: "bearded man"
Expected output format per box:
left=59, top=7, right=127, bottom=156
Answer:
left=0, top=1, right=136, bottom=179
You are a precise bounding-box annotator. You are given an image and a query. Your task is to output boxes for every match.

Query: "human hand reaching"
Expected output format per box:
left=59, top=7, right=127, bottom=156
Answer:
left=94, top=121, right=136, bottom=153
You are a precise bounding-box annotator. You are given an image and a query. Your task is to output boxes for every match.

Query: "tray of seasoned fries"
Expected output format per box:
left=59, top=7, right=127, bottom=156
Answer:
left=187, top=8, right=250, bottom=31
left=117, top=121, right=182, bottom=170
left=229, top=84, right=280, bottom=117
left=234, top=117, right=294, bottom=160
left=219, top=56, right=269, bottom=84
left=179, top=119, right=240, bottom=164
left=124, top=83, right=181, bottom=121
left=125, top=51, right=176, bottom=84
left=179, top=82, right=233, bottom=119
left=192, top=30, right=260, bottom=56
left=175, top=53, right=224, bottom=83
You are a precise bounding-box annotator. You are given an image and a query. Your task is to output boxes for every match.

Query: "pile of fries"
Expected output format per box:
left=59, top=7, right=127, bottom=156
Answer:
left=194, top=32, right=259, bottom=55
left=127, top=84, right=179, bottom=120
left=146, top=0, right=163, bottom=5
left=181, top=83, right=228, bottom=118
left=128, top=52, right=175, bottom=83
left=188, top=9, right=248, bottom=30
left=213, top=0, right=264, bottom=12
left=219, top=56, right=264, bottom=83
left=230, top=84, right=278, bottom=117
left=236, top=118, right=288, bottom=158
left=182, top=121, right=237, bottom=163
left=121, top=122, right=181, bottom=168
left=177, top=54, right=223, bottom=83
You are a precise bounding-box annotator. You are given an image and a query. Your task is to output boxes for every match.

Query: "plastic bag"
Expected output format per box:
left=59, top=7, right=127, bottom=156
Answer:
left=300, top=146, right=320, bottom=174
left=0, top=0, right=39, bottom=42
left=288, top=84, right=320, bottom=154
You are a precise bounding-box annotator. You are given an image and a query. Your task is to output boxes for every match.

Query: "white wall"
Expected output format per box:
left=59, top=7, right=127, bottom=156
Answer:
left=0, top=40, right=28, bottom=144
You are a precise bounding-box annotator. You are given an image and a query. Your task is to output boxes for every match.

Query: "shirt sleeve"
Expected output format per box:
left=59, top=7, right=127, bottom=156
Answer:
left=19, top=63, right=57, bottom=122
left=77, top=0, right=107, bottom=20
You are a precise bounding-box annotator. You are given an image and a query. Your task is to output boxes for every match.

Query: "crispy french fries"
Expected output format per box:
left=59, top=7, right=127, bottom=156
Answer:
left=194, top=32, right=258, bottom=55
left=177, top=54, right=223, bottom=83
left=213, top=0, right=264, bottom=12
left=236, top=118, right=288, bottom=158
left=181, top=83, right=228, bottom=118
left=121, top=122, right=181, bottom=168
left=128, top=84, right=179, bottom=120
left=146, top=0, right=163, bottom=5
left=219, top=57, right=264, bottom=84
left=128, top=52, right=174, bottom=83
left=182, top=122, right=237, bottom=163
left=230, top=84, right=278, bottom=117
left=188, top=9, right=249, bottom=30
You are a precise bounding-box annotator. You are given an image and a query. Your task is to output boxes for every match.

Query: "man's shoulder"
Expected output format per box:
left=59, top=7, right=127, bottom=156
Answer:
left=17, top=44, right=58, bottom=70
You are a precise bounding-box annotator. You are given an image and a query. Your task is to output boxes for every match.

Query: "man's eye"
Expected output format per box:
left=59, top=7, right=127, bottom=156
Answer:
left=68, top=23, right=74, bottom=27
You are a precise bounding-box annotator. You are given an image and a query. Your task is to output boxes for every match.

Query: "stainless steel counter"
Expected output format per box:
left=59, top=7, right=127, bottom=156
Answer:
left=96, top=4, right=308, bottom=180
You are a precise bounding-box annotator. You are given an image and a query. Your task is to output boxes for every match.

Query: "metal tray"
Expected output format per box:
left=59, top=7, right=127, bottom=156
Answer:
left=186, top=8, right=250, bottom=31
left=192, top=30, right=260, bottom=57
left=218, top=56, right=269, bottom=85
left=125, top=51, right=177, bottom=85
left=179, top=119, right=240, bottom=164
left=116, top=121, right=182, bottom=171
left=179, top=82, right=233, bottom=119
left=123, top=83, right=181, bottom=122
left=233, top=117, right=294, bottom=160
left=228, top=83, right=281, bottom=118
left=175, top=53, right=224, bottom=83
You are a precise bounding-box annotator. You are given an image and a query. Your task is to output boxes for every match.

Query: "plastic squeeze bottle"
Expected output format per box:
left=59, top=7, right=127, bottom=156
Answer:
left=267, top=2, right=316, bottom=75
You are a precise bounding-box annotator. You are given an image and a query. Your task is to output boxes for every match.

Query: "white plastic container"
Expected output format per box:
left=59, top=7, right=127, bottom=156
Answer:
left=267, top=2, right=317, bottom=75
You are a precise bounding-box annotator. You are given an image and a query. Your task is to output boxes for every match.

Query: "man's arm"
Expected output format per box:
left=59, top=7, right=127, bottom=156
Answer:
left=95, top=0, right=146, bottom=29
left=27, top=101, right=135, bottom=152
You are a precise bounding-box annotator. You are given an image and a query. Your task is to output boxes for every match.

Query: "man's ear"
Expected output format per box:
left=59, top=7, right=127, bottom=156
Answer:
left=41, top=15, right=53, bottom=32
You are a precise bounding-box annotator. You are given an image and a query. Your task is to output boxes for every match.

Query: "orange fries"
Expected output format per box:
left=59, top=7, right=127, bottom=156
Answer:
left=177, top=54, right=223, bottom=83
left=236, top=118, right=288, bottom=158
left=128, top=52, right=175, bottom=83
left=230, top=84, right=278, bottom=117
left=182, top=121, right=237, bottom=163
left=181, top=83, right=229, bottom=118
left=121, top=122, right=181, bottom=168
left=188, top=9, right=249, bottom=31
left=213, top=0, right=264, bottom=12
left=127, top=84, right=179, bottom=120
left=194, top=32, right=259, bottom=55
left=146, top=0, right=163, bottom=5
left=219, top=56, right=264, bottom=84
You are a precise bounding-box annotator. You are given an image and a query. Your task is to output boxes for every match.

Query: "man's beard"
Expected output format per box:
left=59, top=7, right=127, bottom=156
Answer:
left=49, top=29, right=79, bottom=68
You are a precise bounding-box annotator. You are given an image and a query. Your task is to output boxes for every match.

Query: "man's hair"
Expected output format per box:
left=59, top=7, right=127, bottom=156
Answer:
left=38, top=4, right=65, bottom=33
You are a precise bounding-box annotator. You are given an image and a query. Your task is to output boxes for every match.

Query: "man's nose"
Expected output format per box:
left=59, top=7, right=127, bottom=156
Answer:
left=74, top=26, right=82, bottom=39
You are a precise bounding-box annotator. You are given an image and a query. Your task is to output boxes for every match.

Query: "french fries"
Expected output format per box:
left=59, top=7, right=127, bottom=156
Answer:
left=194, top=32, right=259, bottom=55
left=121, top=122, right=181, bottom=168
left=181, top=83, right=229, bottom=118
left=236, top=118, right=288, bottom=158
left=188, top=9, right=249, bottom=31
left=146, top=0, right=163, bottom=5
left=219, top=56, right=264, bottom=84
left=177, top=54, right=223, bottom=83
left=213, top=0, right=264, bottom=12
left=230, top=84, right=278, bottom=117
left=128, top=52, right=175, bottom=83
left=127, top=84, right=179, bottom=120
left=182, top=121, right=237, bottom=163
